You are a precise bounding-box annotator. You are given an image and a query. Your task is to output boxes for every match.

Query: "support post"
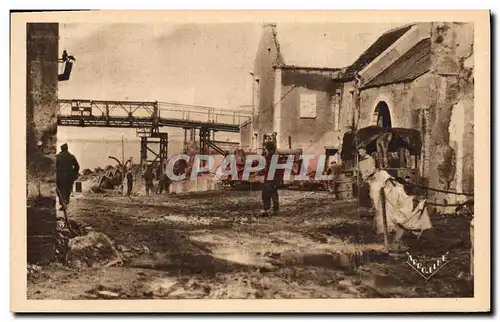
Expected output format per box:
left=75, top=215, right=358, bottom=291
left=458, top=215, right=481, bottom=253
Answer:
left=140, top=137, right=147, bottom=168
left=105, top=103, right=110, bottom=126
left=199, top=127, right=210, bottom=155
left=159, top=133, right=168, bottom=177
left=152, top=101, right=160, bottom=136
left=381, top=187, right=389, bottom=253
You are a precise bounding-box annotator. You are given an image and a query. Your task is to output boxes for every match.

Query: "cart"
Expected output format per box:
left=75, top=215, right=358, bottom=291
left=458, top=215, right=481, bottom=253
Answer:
left=332, top=126, right=423, bottom=200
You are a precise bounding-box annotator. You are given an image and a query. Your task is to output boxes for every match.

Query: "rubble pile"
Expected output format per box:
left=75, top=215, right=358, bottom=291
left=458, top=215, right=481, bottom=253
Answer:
left=27, top=264, right=43, bottom=279
left=66, top=231, right=123, bottom=268
left=78, top=163, right=146, bottom=194
left=48, top=215, right=154, bottom=272
left=456, top=198, right=474, bottom=220
left=81, top=168, right=93, bottom=176
left=51, top=216, right=123, bottom=269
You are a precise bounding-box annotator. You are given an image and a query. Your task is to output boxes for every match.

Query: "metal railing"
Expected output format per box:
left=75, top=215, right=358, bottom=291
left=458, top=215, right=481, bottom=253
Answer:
left=57, top=99, right=252, bottom=127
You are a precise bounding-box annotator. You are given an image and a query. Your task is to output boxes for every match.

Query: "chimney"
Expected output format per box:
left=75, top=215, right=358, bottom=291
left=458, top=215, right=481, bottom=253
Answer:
left=263, top=23, right=277, bottom=29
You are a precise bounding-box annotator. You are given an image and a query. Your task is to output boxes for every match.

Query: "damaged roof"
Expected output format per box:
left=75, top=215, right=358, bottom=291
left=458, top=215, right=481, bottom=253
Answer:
left=363, top=37, right=431, bottom=88
left=343, top=24, right=414, bottom=78
left=272, top=23, right=409, bottom=72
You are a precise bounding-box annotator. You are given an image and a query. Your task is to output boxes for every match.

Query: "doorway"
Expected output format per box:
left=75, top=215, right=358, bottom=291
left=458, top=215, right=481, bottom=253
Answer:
left=374, top=101, right=392, bottom=128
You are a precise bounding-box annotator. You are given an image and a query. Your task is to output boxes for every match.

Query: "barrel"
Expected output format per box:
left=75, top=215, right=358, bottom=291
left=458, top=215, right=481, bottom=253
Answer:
left=27, top=198, right=57, bottom=264
left=335, top=173, right=354, bottom=200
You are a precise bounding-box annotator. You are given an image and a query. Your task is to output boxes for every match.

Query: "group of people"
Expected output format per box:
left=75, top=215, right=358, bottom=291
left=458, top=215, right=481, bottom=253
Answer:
left=56, top=141, right=432, bottom=252
left=55, top=144, right=171, bottom=209
left=140, top=165, right=171, bottom=196
left=123, top=163, right=171, bottom=197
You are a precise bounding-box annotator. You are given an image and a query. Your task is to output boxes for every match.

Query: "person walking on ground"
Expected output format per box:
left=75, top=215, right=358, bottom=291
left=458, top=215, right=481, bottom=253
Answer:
left=56, top=143, right=80, bottom=210
left=157, top=173, right=171, bottom=194
left=125, top=168, right=134, bottom=196
left=143, top=165, right=155, bottom=196
left=261, top=140, right=280, bottom=216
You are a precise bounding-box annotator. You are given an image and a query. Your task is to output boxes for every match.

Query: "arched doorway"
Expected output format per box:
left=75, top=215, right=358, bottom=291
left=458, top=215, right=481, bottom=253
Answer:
left=373, top=101, right=392, bottom=128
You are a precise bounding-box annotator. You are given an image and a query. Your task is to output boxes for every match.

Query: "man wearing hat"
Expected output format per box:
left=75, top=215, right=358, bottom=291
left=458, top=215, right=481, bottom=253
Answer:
left=56, top=143, right=80, bottom=210
left=261, top=139, right=280, bottom=216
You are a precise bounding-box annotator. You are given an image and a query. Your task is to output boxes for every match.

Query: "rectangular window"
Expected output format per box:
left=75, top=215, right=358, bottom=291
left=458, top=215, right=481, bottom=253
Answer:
left=299, top=93, right=317, bottom=118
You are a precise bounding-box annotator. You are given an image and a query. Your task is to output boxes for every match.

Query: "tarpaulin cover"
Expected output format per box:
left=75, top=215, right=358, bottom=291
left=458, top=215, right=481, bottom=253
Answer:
left=340, top=126, right=422, bottom=161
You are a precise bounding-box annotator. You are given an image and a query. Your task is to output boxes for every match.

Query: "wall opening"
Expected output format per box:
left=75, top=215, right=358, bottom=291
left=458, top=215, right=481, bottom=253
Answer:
left=373, top=101, right=392, bottom=128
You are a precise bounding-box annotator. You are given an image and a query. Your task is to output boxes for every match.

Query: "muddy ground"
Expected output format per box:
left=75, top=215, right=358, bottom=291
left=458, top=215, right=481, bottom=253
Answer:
left=27, top=189, right=473, bottom=299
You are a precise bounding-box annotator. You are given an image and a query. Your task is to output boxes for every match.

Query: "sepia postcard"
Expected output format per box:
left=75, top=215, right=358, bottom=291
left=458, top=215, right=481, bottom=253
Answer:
left=11, top=10, right=490, bottom=313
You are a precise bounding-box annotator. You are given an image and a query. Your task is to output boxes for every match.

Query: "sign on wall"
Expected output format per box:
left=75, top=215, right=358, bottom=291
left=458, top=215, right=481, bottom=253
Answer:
left=300, top=93, right=317, bottom=118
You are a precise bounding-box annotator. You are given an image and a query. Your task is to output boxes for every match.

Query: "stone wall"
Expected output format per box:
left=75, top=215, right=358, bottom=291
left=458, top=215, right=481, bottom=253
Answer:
left=340, top=80, right=355, bottom=131
left=26, top=23, right=59, bottom=263
left=358, top=73, right=433, bottom=130
left=26, top=23, right=59, bottom=198
left=358, top=74, right=434, bottom=179
left=239, top=120, right=252, bottom=150
left=279, top=69, right=339, bottom=150
left=355, top=22, right=474, bottom=213
left=427, top=22, right=474, bottom=213
left=253, top=24, right=281, bottom=137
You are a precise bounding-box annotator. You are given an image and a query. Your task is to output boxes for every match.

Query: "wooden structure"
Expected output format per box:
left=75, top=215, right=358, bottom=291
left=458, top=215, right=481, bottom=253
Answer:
left=335, top=126, right=424, bottom=200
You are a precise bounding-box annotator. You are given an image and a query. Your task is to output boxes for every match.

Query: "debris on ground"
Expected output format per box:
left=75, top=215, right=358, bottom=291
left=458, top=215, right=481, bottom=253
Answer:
left=96, top=290, right=120, bottom=299
left=27, top=264, right=42, bottom=278
left=90, top=186, right=106, bottom=194
left=66, top=231, right=123, bottom=268
left=27, top=189, right=473, bottom=299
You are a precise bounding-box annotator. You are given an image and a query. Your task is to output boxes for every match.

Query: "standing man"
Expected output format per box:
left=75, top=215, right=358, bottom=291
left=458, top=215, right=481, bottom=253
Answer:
left=143, top=165, right=155, bottom=196
left=125, top=167, right=134, bottom=196
left=261, top=140, right=280, bottom=216
left=157, top=173, right=171, bottom=194
left=56, top=143, right=80, bottom=210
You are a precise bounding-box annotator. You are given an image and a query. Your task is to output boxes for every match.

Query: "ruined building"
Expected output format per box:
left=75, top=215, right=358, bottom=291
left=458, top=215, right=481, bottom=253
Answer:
left=244, top=22, right=474, bottom=206
left=427, top=22, right=474, bottom=210
left=355, top=22, right=474, bottom=210
left=244, top=23, right=423, bottom=169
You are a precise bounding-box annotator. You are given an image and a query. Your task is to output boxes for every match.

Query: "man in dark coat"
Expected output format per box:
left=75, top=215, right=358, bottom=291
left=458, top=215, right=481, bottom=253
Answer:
left=157, top=173, right=171, bottom=194
left=143, top=165, right=155, bottom=196
left=261, top=140, right=280, bottom=216
left=56, top=143, right=80, bottom=210
left=125, top=169, right=134, bottom=196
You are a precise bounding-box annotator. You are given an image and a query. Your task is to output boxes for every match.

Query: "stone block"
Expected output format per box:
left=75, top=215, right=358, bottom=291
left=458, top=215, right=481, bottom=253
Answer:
left=435, top=56, right=460, bottom=76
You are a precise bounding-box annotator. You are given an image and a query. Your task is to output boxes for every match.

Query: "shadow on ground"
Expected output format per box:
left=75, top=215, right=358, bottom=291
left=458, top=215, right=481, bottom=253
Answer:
left=28, top=189, right=473, bottom=299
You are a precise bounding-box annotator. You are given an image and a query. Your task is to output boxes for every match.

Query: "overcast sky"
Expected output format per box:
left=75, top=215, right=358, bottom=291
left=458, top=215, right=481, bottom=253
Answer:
left=57, top=22, right=405, bottom=142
